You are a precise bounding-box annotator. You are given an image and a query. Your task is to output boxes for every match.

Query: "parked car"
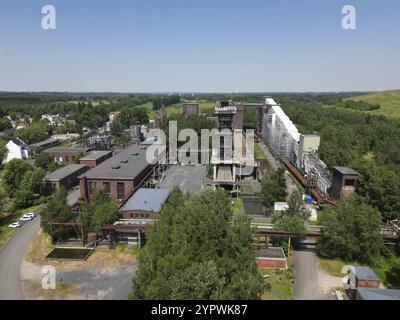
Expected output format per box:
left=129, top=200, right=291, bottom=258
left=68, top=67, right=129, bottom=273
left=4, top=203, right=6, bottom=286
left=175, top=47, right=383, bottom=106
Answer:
left=20, top=215, right=34, bottom=221
left=9, top=222, right=22, bottom=228
left=24, top=212, right=37, bottom=218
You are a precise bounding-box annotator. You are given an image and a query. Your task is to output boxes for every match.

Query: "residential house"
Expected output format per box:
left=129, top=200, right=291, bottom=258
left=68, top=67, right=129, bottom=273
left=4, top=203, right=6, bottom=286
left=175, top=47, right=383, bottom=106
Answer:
left=4, top=138, right=30, bottom=163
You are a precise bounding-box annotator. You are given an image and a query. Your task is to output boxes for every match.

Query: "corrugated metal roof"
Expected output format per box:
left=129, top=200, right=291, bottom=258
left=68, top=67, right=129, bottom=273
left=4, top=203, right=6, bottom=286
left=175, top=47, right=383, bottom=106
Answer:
left=333, top=166, right=359, bottom=176
left=120, top=188, right=171, bottom=212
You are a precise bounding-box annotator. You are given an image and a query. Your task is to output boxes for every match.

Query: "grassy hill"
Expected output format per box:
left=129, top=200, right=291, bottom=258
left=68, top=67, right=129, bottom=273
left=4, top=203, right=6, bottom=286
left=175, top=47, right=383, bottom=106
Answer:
left=345, top=89, right=400, bottom=118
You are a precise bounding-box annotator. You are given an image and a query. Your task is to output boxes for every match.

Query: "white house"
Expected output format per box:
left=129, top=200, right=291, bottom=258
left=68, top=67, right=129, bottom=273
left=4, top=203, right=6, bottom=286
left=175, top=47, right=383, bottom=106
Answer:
left=4, top=138, right=30, bottom=163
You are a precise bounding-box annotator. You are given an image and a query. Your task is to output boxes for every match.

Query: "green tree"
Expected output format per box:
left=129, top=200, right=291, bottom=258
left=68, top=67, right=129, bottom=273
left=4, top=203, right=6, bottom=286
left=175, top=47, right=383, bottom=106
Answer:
left=13, top=168, right=45, bottom=209
left=260, top=169, right=287, bottom=209
left=0, top=139, right=8, bottom=165
left=34, top=152, right=53, bottom=169
left=0, top=117, right=12, bottom=132
left=317, top=196, right=384, bottom=263
left=41, top=190, right=75, bottom=242
left=15, top=122, right=48, bottom=144
left=79, top=189, right=118, bottom=243
left=2, top=159, right=32, bottom=197
left=386, top=258, right=400, bottom=288
left=73, top=151, right=86, bottom=164
left=131, top=188, right=264, bottom=300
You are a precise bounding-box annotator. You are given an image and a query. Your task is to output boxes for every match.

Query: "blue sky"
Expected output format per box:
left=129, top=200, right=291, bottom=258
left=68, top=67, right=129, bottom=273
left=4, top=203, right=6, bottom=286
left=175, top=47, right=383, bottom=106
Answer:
left=0, top=0, right=399, bottom=92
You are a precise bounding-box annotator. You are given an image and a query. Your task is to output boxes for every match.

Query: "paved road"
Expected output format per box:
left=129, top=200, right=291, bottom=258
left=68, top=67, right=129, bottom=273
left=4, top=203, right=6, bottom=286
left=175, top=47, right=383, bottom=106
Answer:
left=293, top=246, right=323, bottom=300
left=0, top=215, right=41, bottom=300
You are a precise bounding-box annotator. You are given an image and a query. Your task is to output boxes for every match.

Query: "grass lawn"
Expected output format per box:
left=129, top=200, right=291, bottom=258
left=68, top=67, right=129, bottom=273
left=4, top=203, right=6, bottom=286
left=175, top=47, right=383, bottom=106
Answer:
left=260, top=264, right=294, bottom=300
left=344, top=89, right=400, bottom=119
left=319, top=257, right=395, bottom=285
left=0, top=205, right=41, bottom=249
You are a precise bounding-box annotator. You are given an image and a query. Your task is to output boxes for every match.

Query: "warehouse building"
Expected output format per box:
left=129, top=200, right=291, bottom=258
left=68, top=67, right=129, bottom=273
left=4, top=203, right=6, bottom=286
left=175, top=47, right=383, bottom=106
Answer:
left=45, top=147, right=91, bottom=165
left=43, top=164, right=89, bottom=194
left=29, top=138, right=60, bottom=156
left=79, top=144, right=158, bottom=204
left=79, top=150, right=113, bottom=168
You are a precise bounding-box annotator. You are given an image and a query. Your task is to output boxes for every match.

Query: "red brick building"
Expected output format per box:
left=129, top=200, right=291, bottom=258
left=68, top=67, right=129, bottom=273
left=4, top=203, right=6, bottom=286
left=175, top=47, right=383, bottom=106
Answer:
left=79, top=150, right=113, bottom=168
left=45, top=147, right=90, bottom=165
left=254, top=248, right=288, bottom=269
left=43, top=164, right=89, bottom=195
left=79, top=145, right=157, bottom=204
left=183, top=102, right=199, bottom=117
left=119, top=188, right=171, bottom=220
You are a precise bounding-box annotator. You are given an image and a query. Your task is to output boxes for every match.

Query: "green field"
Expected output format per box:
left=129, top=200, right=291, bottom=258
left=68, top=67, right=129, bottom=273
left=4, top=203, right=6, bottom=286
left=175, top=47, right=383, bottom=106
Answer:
left=345, top=89, right=400, bottom=118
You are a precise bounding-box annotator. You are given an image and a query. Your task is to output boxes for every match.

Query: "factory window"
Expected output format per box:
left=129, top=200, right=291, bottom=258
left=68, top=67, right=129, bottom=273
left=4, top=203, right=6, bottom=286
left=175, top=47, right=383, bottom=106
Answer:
left=130, top=213, right=134, bottom=218
left=65, top=156, right=69, bottom=162
left=103, top=182, right=110, bottom=196
left=117, top=183, right=125, bottom=200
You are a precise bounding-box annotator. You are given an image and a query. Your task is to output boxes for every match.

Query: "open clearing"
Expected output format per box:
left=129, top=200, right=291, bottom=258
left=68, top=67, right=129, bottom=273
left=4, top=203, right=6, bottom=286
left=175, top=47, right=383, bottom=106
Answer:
left=344, top=90, right=400, bottom=118
left=22, top=230, right=138, bottom=300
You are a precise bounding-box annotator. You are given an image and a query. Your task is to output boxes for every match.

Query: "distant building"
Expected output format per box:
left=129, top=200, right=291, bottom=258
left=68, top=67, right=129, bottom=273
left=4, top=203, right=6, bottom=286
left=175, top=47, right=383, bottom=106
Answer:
left=51, top=133, right=80, bottom=141
left=15, top=119, right=29, bottom=130
left=154, top=107, right=167, bottom=129
left=45, top=147, right=90, bottom=165
left=41, top=114, right=65, bottom=127
left=119, top=188, right=171, bottom=220
left=42, top=164, right=89, bottom=195
left=29, top=138, right=60, bottom=156
left=183, top=102, right=199, bottom=117
left=4, top=138, right=30, bottom=163
left=79, top=150, right=113, bottom=168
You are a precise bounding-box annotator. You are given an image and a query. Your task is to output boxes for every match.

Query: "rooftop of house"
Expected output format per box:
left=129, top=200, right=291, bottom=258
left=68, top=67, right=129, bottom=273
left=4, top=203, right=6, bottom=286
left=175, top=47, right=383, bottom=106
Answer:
left=79, top=150, right=113, bottom=161
left=45, top=147, right=90, bottom=154
left=81, top=144, right=158, bottom=180
left=9, top=138, right=28, bottom=148
left=29, top=138, right=59, bottom=148
left=357, top=288, right=400, bottom=300
left=351, top=266, right=380, bottom=281
left=120, top=188, right=171, bottom=212
left=333, top=166, right=360, bottom=176
left=44, top=164, right=88, bottom=181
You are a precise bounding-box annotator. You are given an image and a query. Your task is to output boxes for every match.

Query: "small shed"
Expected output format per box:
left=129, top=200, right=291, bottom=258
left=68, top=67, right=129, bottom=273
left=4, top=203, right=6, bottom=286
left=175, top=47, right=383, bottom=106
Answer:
left=254, top=247, right=288, bottom=269
left=348, top=266, right=381, bottom=289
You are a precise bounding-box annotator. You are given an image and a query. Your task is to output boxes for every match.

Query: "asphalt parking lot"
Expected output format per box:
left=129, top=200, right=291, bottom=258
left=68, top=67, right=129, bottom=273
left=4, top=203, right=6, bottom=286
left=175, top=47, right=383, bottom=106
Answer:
left=159, top=165, right=207, bottom=194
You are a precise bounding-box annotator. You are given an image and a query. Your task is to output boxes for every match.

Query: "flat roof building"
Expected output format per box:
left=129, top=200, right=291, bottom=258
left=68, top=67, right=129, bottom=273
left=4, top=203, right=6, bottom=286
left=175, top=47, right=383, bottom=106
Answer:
left=79, top=144, right=158, bottom=204
left=29, top=138, right=60, bottom=155
left=79, top=150, right=113, bottom=168
left=45, top=147, right=90, bottom=165
left=43, top=164, right=89, bottom=195
left=330, top=166, right=360, bottom=200
left=119, top=188, right=171, bottom=220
